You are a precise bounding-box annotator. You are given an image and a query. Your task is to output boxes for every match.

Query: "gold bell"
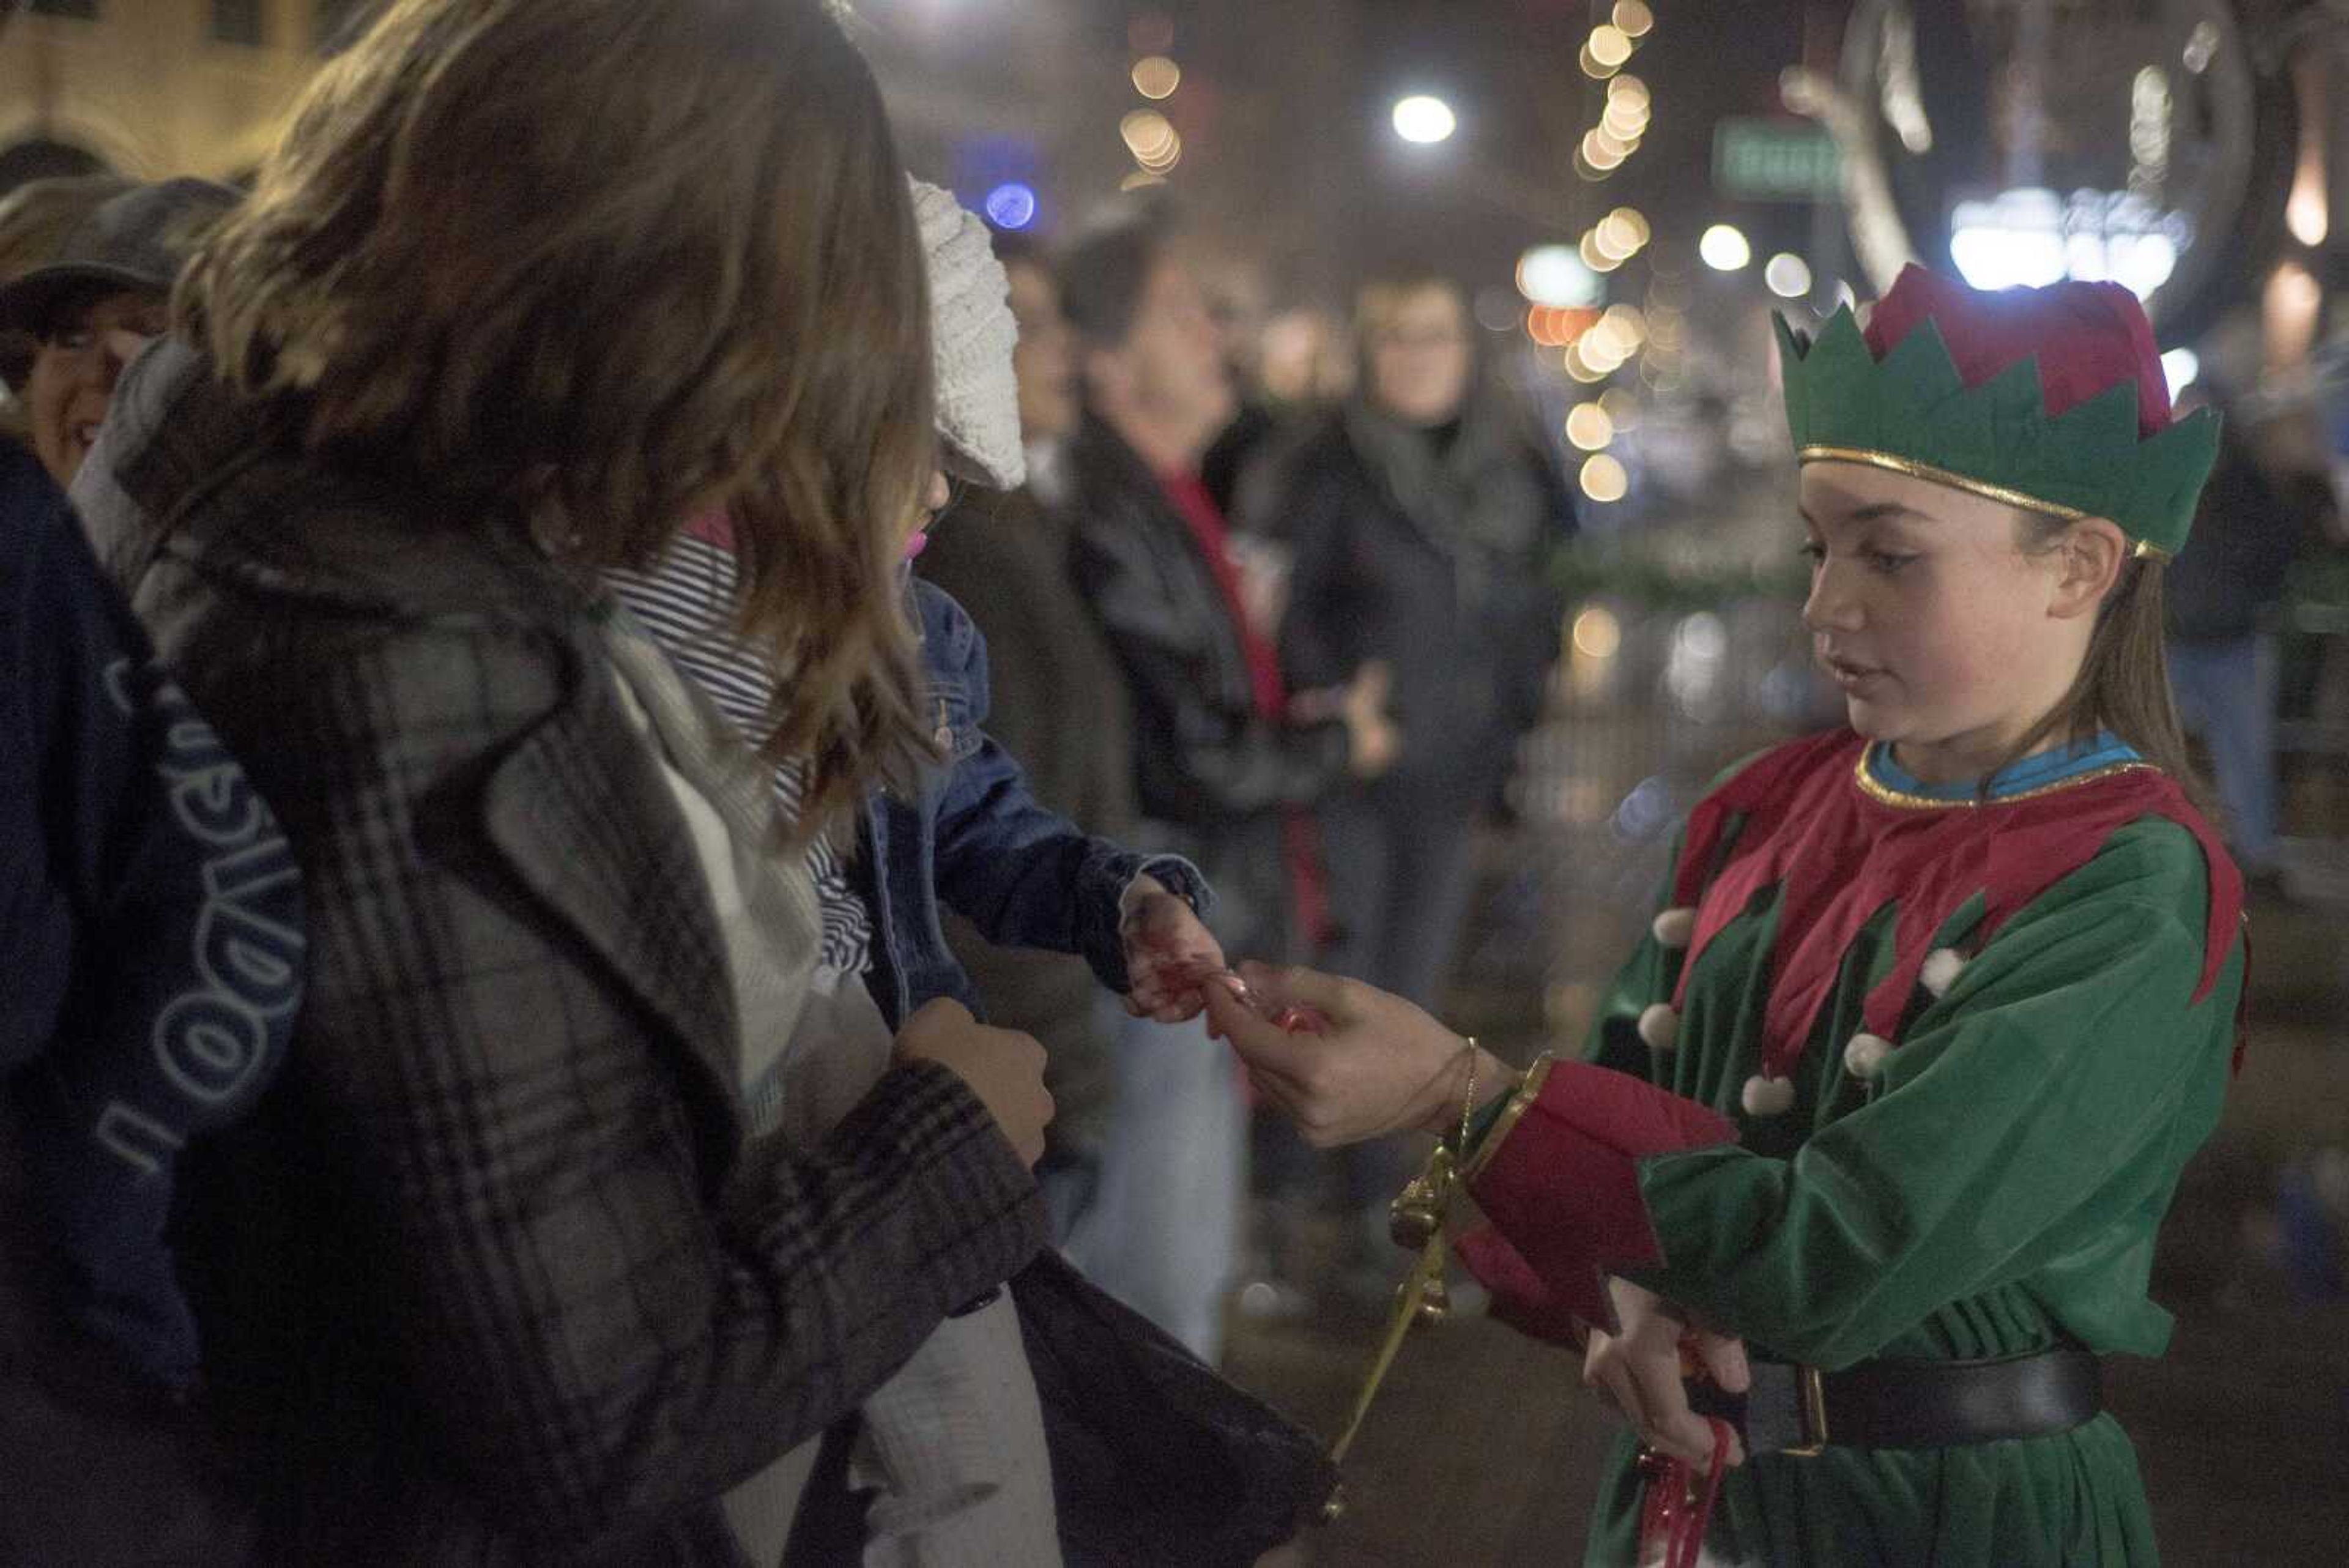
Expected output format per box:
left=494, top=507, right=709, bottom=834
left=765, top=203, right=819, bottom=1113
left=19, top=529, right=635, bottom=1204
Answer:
left=1387, top=1148, right=1455, bottom=1250
left=1389, top=1187, right=1441, bottom=1251
left=1411, top=1269, right=1451, bottom=1328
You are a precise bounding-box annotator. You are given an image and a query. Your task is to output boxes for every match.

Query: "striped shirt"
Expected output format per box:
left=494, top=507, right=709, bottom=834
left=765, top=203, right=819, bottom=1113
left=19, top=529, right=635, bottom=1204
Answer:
left=606, top=534, right=875, bottom=987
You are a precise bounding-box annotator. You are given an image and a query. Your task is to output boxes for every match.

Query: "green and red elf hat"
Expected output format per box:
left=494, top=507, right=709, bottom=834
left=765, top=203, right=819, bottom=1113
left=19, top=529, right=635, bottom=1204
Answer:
left=1775, top=264, right=2221, bottom=559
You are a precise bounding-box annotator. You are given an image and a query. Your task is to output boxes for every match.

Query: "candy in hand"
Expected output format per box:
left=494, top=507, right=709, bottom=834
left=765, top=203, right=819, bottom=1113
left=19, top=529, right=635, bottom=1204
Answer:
left=1175, top=965, right=1329, bottom=1034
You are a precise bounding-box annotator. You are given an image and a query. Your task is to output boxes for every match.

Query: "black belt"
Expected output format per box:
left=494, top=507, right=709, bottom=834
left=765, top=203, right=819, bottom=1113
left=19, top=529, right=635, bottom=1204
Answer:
left=1687, top=1348, right=2102, bottom=1454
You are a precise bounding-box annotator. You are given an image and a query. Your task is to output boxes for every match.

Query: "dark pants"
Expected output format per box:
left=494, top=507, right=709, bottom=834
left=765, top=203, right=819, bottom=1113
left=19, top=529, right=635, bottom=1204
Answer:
left=1256, top=773, right=1486, bottom=1226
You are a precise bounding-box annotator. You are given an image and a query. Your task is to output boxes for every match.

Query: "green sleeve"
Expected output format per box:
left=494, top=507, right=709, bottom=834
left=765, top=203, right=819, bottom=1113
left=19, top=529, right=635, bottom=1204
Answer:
left=1633, top=821, right=2241, bottom=1370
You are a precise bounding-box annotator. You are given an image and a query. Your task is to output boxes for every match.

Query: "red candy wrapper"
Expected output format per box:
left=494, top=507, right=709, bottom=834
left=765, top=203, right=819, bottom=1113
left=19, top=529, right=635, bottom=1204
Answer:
left=1176, top=965, right=1329, bottom=1035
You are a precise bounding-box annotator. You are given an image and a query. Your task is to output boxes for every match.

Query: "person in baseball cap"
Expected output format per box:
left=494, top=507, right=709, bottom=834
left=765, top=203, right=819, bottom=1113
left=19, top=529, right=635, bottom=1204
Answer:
left=0, top=177, right=238, bottom=488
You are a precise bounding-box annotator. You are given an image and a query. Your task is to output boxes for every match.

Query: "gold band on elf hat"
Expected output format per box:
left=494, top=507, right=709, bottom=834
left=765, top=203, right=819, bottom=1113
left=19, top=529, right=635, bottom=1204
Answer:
left=1776, top=266, right=2221, bottom=560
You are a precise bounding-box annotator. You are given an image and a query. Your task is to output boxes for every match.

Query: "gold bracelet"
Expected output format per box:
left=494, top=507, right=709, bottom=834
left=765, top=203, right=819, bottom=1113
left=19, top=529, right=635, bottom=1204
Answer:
left=1452, top=1037, right=1479, bottom=1156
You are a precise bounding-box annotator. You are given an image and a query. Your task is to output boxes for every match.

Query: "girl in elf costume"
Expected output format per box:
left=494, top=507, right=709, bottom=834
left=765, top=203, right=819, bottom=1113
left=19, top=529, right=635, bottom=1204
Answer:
left=1206, top=264, right=2242, bottom=1567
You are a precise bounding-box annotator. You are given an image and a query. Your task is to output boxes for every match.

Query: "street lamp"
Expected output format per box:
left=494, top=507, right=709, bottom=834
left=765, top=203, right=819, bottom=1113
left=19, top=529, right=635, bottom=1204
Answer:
left=1392, top=95, right=1458, bottom=146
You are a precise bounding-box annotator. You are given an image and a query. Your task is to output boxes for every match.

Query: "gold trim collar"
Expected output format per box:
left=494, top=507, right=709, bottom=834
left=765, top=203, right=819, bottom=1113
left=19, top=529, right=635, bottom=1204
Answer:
left=1852, top=745, right=2157, bottom=810
left=1798, top=446, right=2172, bottom=561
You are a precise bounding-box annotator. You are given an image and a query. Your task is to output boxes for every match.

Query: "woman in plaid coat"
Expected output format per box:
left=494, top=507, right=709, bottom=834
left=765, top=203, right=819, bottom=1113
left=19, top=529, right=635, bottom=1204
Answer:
left=65, top=1, right=1058, bottom=1561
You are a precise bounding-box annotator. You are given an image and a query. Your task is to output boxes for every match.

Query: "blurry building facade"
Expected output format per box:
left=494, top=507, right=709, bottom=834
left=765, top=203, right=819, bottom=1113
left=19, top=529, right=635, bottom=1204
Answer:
left=0, top=0, right=367, bottom=193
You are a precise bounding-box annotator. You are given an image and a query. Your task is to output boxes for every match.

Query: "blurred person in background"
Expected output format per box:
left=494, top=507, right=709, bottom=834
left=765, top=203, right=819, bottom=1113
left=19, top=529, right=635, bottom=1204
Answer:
left=996, top=229, right=1082, bottom=502
left=1257, top=303, right=1356, bottom=411
left=65, top=2, right=1063, bottom=1560
left=2165, top=382, right=2321, bottom=890
left=1058, top=209, right=1396, bottom=1357
left=918, top=228, right=1144, bottom=1250
left=1198, top=256, right=1277, bottom=518
left=1246, top=270, right=1573, bottom=1307
left=0, top=173, right=299, bottom=1564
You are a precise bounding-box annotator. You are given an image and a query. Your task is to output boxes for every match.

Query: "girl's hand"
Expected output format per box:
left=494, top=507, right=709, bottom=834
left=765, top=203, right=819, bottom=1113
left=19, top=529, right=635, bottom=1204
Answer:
left=1120, top=876, right=1226, bottom=1023
left=1201, top=962, right=1510, bottom=1146
left=892, top=998, right=1054, bottom=1168
left=1582, top=1277, right=1749, bottom=1473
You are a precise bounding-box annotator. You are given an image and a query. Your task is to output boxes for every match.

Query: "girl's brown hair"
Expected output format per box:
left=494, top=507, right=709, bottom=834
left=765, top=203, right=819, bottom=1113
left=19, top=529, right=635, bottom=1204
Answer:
left=180, top=0, right=935, bottom=828
left=1998, top=516, right=2210, bottom=812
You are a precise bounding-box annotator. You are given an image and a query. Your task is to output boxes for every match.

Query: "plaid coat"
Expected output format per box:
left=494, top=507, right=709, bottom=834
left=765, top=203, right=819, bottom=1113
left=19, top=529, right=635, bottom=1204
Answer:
left=70, top=341, right=1048, bottom=1565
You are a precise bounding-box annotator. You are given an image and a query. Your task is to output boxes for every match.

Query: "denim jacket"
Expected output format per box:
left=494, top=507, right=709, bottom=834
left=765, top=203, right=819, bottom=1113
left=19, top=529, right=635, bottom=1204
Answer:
left=857, top=579, right=1210, bottom=1031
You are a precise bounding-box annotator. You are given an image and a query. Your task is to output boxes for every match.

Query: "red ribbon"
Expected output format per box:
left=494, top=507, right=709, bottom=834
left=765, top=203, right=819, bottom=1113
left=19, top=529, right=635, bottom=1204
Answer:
left=1636, top=1414, right=1732, bottom=1568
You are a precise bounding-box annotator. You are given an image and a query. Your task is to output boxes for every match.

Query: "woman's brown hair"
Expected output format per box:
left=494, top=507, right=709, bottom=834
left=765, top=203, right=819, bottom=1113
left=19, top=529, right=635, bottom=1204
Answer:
left=180, top=0, right=935, bottom=828
left=1998, top=515, right=2210, bottom=812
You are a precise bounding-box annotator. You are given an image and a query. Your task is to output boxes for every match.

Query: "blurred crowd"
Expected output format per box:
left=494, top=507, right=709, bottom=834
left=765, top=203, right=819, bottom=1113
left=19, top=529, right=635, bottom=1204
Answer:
left=922, top=211, right=1579, bottom=1351
left=2, top=0, right=2346, bottom=1564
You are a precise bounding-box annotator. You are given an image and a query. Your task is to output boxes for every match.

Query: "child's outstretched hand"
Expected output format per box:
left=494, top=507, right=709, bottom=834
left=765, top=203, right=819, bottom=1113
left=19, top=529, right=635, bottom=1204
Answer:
left=1119, top=875, right=1226, bottom=1023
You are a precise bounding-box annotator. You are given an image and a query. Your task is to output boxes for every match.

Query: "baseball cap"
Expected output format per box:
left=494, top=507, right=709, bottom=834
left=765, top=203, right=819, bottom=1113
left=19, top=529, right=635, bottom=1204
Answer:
left=0, top=176, right=240, bottom=340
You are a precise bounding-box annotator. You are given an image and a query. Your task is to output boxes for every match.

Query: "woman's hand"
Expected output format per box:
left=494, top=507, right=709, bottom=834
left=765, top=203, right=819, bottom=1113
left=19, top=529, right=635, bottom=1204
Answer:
left=1582, top=1277, right=1748, bottom=1473
left=1338, top=660, right=1399, bottom=779
left=1201, top=962, right=1509, bottom=1146
left=1290, top=660, right=1400, bottom=779
left=1119, top=875, right=1227, bottom=1023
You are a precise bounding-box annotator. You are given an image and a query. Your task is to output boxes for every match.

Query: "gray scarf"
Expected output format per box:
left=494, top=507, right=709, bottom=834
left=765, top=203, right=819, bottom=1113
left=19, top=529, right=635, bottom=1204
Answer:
left=1341, top=393, right=1549, bottom=610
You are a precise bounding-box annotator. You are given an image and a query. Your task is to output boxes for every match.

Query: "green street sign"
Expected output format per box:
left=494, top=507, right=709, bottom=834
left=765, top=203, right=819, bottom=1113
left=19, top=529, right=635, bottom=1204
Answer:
left=1713, top=119, right=1842, bottom=202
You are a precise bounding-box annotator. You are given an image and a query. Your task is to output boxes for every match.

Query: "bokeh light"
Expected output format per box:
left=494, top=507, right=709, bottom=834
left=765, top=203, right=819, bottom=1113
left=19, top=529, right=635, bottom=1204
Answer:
left=1131, top=56, right=1182, bottom=101
left=1565, top=402, right=1616, bottom=451
left=982, top=182, right=1038, bottom=231
left=1579, top=453, right=1630, bottom=503
left=1572, top=606, right=1623, bottom=660
left=1764, top=252, right=1813, bottom=299
left=1699, top=223, right=1752, bottom=271
left=1392, top=95, right=1458, bottom=144
left=2160, top=347, right=2200, bottom=399
left=1120, top=109, right=1176, bottom=157
left=1518, top=244, right=1602, bottom=308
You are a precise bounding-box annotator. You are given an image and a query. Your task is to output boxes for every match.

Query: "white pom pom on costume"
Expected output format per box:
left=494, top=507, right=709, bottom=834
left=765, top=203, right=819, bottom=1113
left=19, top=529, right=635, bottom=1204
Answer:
left=1637, top=1003, right=1681, bottom=1051
left=1742, top=1074, right=1797, bottom=1117
left=1651, top=907, right=1698, bottom=948
left=1920, top=948, right=1967, bottom=998
left=1842, top=1032, right=1894, bottom=1079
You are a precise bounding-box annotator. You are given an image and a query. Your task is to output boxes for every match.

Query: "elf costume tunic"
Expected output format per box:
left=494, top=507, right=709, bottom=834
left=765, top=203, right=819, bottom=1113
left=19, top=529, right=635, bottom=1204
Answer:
left=1448, top=267, right=2241, bottom=1567
left=1460, top=727, right=2243, bottom=1565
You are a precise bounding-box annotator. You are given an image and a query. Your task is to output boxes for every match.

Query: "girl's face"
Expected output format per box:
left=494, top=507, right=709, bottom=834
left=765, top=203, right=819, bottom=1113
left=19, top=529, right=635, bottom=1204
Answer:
left=1800, top=462, right=2103, bottom=784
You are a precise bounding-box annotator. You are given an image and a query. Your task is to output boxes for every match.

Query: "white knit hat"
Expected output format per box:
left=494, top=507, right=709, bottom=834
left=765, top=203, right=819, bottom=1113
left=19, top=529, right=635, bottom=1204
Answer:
left=909, top=177, right=1024, bottom=491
